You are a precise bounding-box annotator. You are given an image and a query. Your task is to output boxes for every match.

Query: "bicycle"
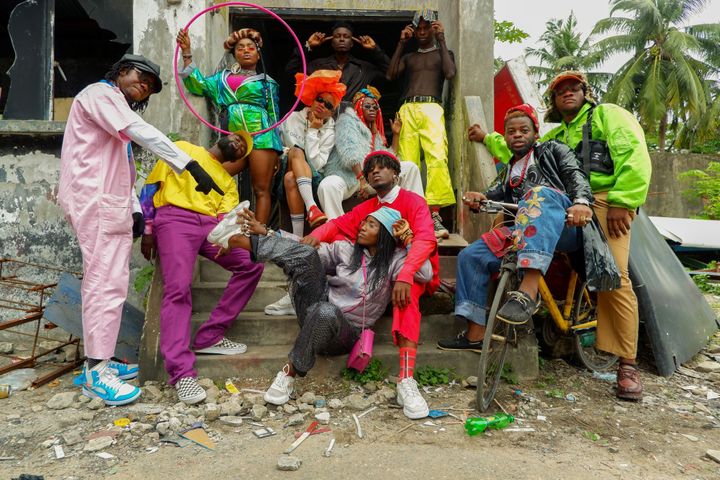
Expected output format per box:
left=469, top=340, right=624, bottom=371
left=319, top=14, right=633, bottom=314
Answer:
left=474, top=200, right=618, bottom=412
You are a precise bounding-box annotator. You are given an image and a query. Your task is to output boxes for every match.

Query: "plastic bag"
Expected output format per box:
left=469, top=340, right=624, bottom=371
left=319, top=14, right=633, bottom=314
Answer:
left=581, top=217, right=621, bottom=291
left=0, top=368, right=38, bottom=391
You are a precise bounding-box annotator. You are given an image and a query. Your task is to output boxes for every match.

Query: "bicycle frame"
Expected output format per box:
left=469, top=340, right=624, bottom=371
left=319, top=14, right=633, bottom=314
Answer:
left=538, top=270, right=597, bottom=334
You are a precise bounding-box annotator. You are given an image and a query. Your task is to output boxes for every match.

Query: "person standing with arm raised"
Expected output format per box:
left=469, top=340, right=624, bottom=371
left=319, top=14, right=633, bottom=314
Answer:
left=387, top=9, right=456, bottom=239
left=60, top=54, right=221, bottom=406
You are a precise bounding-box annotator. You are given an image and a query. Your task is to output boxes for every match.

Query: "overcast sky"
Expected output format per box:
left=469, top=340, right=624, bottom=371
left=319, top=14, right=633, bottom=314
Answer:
left=494, top=0, right=720, bottom=72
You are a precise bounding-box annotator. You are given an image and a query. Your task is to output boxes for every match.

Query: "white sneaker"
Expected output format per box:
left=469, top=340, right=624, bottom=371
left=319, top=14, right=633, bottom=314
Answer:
left=264, top=293, right=295, bottom=316
left=207, top=200, right=250, bottom=248
left=396, top=377, right=429, bottom=419
left=175, top=377, right=207, bottom=405
left=80, top=361, right=142, bottom=406
left=194, top=337, right=247, bottom=355
left=264, top=365, right=294, bottom=405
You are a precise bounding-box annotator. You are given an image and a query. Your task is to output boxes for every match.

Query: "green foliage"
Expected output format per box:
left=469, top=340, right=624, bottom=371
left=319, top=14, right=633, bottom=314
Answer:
left=546, top=388, right=565, bottom=399
left=341, top=358, right=388, bottom=383
left=679, top=162, right=720, bottom=219
left=592, top=0, right=720, bottom=150
left=526, top=11, right=610, bottom=95
left=494, top=19, right=529, bottom=44
left=583, top=431, right=600, bottom=442
left=693, top=274, right=720, bottom=295
left=166, top=132, right=183, bottom=142
left=414, top=365, right=456, bottom=386
left=133, top=264, right=155, bottom=296
left=500, top=363, right=519, bottom=385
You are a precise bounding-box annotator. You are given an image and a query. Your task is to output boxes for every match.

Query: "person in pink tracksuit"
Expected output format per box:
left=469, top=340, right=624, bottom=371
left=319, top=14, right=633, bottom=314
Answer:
left=59, top=54, right=222, bottom=406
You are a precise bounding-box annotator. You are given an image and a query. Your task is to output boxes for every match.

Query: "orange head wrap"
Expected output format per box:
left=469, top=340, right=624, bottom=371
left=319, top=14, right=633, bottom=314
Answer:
left=294, top=70, right=347, bottom=108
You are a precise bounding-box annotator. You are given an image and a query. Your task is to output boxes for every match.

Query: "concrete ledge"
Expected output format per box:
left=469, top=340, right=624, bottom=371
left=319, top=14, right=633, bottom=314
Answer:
left=0, top=119, right=66, bottom=136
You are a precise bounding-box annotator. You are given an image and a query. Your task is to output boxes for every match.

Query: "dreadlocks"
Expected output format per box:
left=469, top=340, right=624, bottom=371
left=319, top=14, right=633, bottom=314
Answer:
left=104, top=62, right=149, bottom=112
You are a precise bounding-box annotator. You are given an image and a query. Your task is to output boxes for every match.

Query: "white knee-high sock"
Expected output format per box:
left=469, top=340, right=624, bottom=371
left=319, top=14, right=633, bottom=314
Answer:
left=290, top=214, right=305, bottom=237
left=296, top=177, right=317, bottom=210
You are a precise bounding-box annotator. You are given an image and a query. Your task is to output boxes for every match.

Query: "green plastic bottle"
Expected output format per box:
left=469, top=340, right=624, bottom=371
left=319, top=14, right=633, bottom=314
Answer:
left=464, top=413, right=515, bottom=436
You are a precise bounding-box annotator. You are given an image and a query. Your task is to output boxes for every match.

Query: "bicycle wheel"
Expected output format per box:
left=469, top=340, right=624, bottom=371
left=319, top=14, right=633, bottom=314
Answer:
left=572, top=281, right=618, bottom=371
left=476, top=270, right=514, bottom=412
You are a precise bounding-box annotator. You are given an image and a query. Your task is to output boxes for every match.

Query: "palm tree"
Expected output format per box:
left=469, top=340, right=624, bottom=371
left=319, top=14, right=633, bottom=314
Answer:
left=526, top=12, right=610, bottom=96
left=592, top=0, right=720, bottom=150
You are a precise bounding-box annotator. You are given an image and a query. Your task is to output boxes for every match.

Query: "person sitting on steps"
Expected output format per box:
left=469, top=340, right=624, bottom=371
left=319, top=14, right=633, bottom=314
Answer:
left=208, top=206, right=432, bottom=420
left=437, top=104, right=593, bottom=351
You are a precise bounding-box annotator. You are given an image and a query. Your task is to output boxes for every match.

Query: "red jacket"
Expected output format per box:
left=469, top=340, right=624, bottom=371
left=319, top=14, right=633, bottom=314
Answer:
left=310, top=188, right=440, bottom=295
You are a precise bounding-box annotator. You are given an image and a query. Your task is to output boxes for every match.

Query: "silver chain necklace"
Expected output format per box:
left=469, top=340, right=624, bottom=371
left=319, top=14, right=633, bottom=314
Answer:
left=417, top=45, right=438, bottom=54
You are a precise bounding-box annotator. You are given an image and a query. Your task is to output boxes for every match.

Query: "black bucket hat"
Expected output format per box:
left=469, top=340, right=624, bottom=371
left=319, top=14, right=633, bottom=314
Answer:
left=114, top=54, right=163, bottom=93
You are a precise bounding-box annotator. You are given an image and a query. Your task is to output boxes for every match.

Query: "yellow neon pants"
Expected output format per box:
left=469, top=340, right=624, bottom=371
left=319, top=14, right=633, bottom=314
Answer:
left=397, top=102, right=456, bottom=207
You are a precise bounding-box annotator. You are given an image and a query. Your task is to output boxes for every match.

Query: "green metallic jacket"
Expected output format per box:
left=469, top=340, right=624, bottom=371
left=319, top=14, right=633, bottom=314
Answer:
left=483, top=102, right=652, bottom=209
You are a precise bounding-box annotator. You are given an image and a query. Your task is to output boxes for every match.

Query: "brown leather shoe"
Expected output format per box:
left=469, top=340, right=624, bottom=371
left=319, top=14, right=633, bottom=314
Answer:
left=616, top=363, right=643, bottom=401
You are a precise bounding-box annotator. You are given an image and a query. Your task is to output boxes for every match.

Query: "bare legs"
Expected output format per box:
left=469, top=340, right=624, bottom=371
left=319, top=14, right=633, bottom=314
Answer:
left=248, top=148, right=278, bottom=224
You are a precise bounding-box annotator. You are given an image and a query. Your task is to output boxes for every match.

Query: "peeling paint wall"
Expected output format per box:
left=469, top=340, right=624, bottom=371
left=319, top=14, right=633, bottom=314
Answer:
left=0, top=137, right=148, bottom=315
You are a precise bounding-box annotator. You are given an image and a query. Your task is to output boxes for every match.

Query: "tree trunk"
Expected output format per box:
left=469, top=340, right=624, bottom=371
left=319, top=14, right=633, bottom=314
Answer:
left=658, top=112, right=668, bottom=151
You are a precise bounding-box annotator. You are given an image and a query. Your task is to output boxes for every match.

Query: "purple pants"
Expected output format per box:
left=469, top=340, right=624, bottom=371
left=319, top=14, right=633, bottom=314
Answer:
left=154, top=206, right=264, bottom=384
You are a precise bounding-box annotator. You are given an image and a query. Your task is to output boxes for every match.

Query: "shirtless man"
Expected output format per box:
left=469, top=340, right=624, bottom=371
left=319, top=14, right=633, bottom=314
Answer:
left=387, top=9, right=456, bottom=239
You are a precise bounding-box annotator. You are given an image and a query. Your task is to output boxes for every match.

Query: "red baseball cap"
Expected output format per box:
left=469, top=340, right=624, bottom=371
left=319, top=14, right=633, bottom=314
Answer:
left=505, top=104, right=539, bottom=131
left=549, top=72, right=586, bottom=92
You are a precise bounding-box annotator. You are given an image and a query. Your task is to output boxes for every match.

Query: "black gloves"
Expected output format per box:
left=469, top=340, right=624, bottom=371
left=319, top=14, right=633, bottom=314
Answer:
left=132, top=212, right=144, bottom=239
left=185, top=160, right=224, bottom=195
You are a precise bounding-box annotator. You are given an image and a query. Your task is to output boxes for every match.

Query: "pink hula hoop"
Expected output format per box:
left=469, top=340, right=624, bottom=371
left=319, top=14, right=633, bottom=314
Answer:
left=173, top=1, right=306, bottom=136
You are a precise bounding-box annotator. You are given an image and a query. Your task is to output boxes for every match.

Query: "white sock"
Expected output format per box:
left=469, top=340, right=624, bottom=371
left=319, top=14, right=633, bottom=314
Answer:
left=296, top=177, right=317, bottom=210
left=290, top=214, right=305, bottom=237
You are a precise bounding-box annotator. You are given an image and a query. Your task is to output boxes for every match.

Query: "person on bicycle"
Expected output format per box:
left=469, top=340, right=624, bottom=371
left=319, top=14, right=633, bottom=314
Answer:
left=466, top=72, right=651, bottom=401
left=438, top=104, right=592, bottom=352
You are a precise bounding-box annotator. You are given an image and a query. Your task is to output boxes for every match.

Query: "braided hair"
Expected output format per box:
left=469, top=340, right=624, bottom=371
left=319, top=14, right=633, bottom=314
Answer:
left=103, top=62, right=149, bottom=112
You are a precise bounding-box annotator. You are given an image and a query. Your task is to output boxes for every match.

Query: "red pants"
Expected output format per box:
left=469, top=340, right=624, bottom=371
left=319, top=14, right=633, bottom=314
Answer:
left=391, top=282, right=425, bottom=344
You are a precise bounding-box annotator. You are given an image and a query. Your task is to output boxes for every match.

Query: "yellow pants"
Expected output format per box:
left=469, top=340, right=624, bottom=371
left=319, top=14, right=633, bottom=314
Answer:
left=593, top=192, right=639, bottom=359
left=397, top=102, right=455, bottom=207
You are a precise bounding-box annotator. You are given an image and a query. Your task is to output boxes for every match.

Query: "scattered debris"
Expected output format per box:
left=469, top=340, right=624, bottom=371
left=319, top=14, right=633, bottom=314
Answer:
left=218, top=416, right=243, bottom=427
left=285, top=421, right=319, bottom=453
left=706, top=449, right=720, bottom=464
left=357, top=406, right=377, bottom=418
left=113, top=418, right=131, bottom=428
left=315, top=411, right=330, bottom=425
left=323, top=438, right=336, bottom=457
left=53, top=445, right=65, bottom=459
left=277, top=455, right=302, bottom=471
left=252, top=427, right=276, bottom=438
left=179, top=426, right=215, bottom=450
left=427, top=409, right=449, bottom=419
left=352, top=414, right=363, bottom=439
left=83, top=436, right=113, bottom=452
left=95, top=452, right=115, bottom=460
left=225, top=380, right=240, bottom=394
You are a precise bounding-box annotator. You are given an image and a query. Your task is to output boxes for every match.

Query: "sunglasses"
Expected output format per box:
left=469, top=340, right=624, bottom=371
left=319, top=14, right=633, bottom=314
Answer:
left=362, top=102, right=380, bottom=111
left=315, top=96, right=335, bottom=110
left=235, top=44, right=258, bottom=52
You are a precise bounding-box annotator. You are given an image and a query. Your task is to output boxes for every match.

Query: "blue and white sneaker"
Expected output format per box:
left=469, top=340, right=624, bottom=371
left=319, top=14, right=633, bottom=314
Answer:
left=79, top=361, right=142, bottom=406
left=73, top=360, right=139, bottom=386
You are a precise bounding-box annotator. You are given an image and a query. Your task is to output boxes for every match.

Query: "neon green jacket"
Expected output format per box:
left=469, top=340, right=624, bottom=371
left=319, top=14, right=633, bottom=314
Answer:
left=483, top=102, right=652, bottom=209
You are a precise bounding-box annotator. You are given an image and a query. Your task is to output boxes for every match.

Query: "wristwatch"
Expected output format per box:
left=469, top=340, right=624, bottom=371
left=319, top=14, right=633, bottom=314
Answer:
left=573, top=198, right=591, bottom=206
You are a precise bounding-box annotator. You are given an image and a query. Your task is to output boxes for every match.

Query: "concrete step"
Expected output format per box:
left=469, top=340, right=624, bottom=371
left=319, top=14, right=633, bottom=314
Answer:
left=198, top=250, right=462, bottom=284
left=192, top=342, right=484, bottom=381
left=190, top=312, right=465, bottom=346
left=191, top=280, right=288, bottom=313
left=199, top=259, right=286, bottom=283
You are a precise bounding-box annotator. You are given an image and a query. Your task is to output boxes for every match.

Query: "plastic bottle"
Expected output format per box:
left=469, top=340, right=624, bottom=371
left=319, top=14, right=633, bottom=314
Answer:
left=464, top=413, right=515, bottom=436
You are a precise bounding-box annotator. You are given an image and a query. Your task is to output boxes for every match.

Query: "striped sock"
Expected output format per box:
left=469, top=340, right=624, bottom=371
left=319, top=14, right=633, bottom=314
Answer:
left=290, top=214, right=305, bottom=237
left=399, top=347, right=417, bottom=379
left=296, top=177, right=317, bottom=211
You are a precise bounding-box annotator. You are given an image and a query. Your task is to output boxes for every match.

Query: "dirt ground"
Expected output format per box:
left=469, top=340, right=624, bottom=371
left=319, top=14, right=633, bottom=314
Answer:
left=2, top=297, right=720, bottom=480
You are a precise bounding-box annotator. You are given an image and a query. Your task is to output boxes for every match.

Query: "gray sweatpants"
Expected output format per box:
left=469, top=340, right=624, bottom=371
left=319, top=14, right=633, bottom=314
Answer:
left=255, top=235, right=360, bottom=375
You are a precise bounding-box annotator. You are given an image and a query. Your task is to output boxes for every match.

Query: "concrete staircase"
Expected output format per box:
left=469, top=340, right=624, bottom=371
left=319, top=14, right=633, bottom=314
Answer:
left=138, top=234, right=539, bottom=383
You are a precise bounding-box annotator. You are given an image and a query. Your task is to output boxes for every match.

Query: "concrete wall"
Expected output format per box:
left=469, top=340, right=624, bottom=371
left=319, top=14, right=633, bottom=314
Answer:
left=644, top=152, right=720, bottom=218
